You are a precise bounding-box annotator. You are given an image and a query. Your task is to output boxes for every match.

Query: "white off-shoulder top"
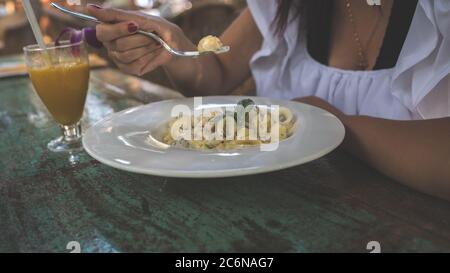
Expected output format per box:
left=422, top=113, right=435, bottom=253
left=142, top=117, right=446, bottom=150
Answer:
left=247, top=0, right=450, bottom=120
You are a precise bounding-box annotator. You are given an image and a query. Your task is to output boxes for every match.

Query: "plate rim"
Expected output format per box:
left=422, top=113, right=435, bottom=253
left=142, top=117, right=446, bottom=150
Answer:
left=82, top=96, right=346, bottom=178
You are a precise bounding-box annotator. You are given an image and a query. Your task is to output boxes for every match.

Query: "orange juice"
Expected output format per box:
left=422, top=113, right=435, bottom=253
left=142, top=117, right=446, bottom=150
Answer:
left=29, top=62, right=89, bottom=126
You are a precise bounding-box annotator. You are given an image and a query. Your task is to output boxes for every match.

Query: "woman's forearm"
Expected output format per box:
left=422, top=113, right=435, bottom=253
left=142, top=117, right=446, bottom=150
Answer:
left=164, top=8, right=262, bottom=97
left=342, top=115, right=450, bottom=200
left=163, top=53, right=227, bottom=97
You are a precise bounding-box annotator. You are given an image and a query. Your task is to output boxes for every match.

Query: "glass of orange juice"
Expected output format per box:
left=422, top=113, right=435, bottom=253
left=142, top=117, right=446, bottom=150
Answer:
left=23, top=40, right=90, bottom=152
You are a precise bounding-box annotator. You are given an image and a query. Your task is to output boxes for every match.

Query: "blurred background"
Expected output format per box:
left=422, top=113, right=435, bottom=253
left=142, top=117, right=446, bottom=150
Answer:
left=0, top=0, right=254, bottom=94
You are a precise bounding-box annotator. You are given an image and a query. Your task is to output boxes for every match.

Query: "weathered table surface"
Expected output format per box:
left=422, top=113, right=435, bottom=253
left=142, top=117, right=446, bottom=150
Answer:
left=1, top=67, right=450, bottom=253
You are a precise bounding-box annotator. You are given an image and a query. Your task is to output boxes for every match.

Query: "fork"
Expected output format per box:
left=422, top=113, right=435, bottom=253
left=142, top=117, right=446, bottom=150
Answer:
left=50, top=2, right=230, bottom=58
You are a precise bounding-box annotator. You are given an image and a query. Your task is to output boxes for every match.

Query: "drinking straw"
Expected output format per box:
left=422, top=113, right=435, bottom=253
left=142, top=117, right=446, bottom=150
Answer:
left=22, top=0, right=51, bottom=65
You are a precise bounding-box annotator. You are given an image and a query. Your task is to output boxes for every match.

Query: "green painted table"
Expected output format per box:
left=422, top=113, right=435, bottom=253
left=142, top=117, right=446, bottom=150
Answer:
left=1, top=68, right=450, bottom=253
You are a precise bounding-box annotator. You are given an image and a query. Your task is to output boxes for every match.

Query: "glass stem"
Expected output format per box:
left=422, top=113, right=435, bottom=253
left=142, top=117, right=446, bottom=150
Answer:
left=61, top=122, right=82, bottom=143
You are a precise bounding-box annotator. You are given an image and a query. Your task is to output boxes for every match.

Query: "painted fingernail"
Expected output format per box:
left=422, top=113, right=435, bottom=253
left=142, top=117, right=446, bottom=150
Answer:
left=128, top=23, right=138, bottom=33
left=88, top=4, right=102, bottom=9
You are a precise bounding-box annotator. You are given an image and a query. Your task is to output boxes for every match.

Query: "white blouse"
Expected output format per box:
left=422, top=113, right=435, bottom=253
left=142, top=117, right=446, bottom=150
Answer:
left=247, top=0, right=450, bottom=120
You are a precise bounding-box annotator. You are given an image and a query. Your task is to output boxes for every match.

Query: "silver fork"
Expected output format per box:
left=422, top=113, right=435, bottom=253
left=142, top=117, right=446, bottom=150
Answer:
left=50, top=2, right=230, bottom=58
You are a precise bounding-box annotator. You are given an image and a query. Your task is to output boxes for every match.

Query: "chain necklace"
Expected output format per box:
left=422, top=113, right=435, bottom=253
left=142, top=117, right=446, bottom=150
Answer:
left=344, top=0, right=383, bottom=70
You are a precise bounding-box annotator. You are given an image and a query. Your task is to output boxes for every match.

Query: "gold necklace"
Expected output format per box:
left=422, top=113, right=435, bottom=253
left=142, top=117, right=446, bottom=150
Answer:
left=344, top=0, right=383, bottom=70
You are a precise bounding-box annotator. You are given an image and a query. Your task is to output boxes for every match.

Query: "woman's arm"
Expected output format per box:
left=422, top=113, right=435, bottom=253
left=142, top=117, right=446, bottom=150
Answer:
left=87, top=6, right=262, bottom=96
left=345, top=116, right=450, bottom=201
left=163, top=8, right=262, bottom=96
left=296, top=97, right=450, bottom=201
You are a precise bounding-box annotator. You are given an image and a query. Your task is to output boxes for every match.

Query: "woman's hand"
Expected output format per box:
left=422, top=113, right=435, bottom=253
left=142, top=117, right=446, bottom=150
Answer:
left=87, top=5, right=195, bottom=76
left=86, top=6, right=261, bottom=97
left=293, top=96, right=347, bottom=121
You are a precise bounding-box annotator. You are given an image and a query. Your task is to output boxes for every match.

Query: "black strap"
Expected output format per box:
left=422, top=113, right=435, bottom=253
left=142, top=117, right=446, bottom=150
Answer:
left=306, top=0, right=334, bottom=66
left=373, top=0, right=418, bottom=69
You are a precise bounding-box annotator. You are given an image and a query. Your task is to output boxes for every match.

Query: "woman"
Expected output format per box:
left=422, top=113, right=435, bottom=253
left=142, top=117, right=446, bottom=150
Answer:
left=87, top=0, right=450, bottom=201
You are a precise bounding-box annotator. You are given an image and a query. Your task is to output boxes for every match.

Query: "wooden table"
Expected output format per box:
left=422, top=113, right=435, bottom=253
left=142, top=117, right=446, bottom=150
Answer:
left=0, top=65, right=449, bottom=253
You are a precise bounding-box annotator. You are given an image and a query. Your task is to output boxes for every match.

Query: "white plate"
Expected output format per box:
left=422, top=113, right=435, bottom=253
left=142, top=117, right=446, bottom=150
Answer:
left=83, top=96, right=345, bottom=178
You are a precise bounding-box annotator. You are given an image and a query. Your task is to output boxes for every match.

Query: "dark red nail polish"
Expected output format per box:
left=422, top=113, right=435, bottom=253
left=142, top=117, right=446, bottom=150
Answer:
left=88, top=4, right=102, bottom=9
left=128, top=23, right=138, bottom=33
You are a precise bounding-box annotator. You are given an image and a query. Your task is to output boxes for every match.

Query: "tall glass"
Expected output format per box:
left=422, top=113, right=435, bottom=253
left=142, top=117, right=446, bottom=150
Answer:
left=23, top=40, right=90, bottom=152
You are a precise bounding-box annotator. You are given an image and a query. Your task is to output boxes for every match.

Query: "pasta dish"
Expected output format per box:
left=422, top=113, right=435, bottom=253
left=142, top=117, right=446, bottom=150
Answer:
left=157, top=99, right=297, bottom=150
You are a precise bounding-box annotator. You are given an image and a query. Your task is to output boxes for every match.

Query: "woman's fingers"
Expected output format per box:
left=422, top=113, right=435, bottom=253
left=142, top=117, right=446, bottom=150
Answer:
left=109, top=34, right=157, bottom=52
left=111, top=48, right=165, bottom=76
left=88, top=5, right=137, bottom=23
left=139, top=50, right=172, bottom=75
left=87, top=5, right=159, bottom=32
left=96, top=21, right=138, bottom=43
left=111, top=44, right=161, bottom=64
left=87, top=4, right=190, bottom=53
left=87, top=5, right=193, bottom=74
